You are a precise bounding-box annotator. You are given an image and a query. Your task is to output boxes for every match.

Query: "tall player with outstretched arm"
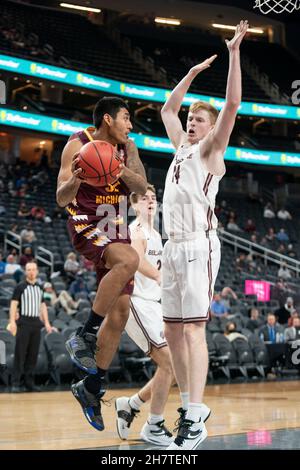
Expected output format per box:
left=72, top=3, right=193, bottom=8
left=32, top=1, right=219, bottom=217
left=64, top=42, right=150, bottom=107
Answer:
left=161, top=21, right=248, bottom=450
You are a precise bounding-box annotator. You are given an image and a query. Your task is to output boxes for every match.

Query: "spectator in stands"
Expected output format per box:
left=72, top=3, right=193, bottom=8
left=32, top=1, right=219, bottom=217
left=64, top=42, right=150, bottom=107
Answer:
left=64, top=252, right=80, bottom=279
left=275, top=297, right=295, bottom=325
left=9, top=224, right=20, bottom=243
left=266, top=227, right=275, bottom=242
left=250, top=233, right=258, bottom=244
left=43, top=282, right=80, bottom=315
left=220, top=286, right=238, bottom=311
left=31, top=206, right=46, bottom=221
left=246, top=307, right=263, bottom=332
left=17, top=183, right=29, bottom=198
left=16, top=176, right=27, bottom=190
left=0, top=252, right=6, bottom=277
left=20, top=247, right=34, bottom=267
left=224, top=321, right=248, bottom=342
left=263, top=203, right=275, bottom=219
left=284, top=316, right=300, bottom=342
left=31, top=170, right=48, bottom=191
left=276, top=228, right=289, bottom=243
left=246, top=253, right=261, bottom=273
left=277, top=263, right=292, bottom=281
left=211, top=293, right=228, bottom=319
left=68, top=275, right=89, bottom=299
left=259, top=313, right=282, bottom=343
left=244, top=219, right=256, bottom=233
left=5, top=254, right=23, bottom=283
left=227, top=210, right=237, bottom=222
left=227, top=217, right=242, bottom=232
left=236, top=253, right=247, bottom=272
left=20, top=223, right=37, bottom=246
left=260, top=236, right=270, bottom=248
left=8, top=180, right=16, bottom=197
left=277, top=207, right=292, bottom=221
left=287, top=311, right=299, bottom=327
left=17, top=202, right=31, bottom=219
left=277, top=244, right=287, bottom=255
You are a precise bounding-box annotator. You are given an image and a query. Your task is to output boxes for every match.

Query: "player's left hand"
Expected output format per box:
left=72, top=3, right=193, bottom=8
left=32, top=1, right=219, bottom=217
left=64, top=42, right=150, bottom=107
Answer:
left=225, top=20, right=249, bottom=51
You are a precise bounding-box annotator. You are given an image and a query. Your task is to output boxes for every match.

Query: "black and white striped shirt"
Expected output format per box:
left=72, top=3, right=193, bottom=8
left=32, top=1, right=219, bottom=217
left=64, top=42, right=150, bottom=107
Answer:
left=12, top=281, right=45, bottom=318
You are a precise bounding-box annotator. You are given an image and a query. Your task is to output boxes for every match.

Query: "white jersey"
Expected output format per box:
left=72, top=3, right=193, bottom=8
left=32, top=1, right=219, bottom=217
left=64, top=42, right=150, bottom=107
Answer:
left=130, top=220, right=163, bottom=301
left=163, top=141, right=223, bottom=239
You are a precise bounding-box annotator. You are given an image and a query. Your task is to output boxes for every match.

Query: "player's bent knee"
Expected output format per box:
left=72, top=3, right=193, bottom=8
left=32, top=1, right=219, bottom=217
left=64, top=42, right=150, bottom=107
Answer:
left=119, top=251, right=139, bottom=276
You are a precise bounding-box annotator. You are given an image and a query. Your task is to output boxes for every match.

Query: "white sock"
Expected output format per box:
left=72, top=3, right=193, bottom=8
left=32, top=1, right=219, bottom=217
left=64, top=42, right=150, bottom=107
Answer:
left=148, top=413, right=164, bottom=425
left=180, top=392, right=189, bottom=410
left=186, top=403, right=203, bottom=423
left=129, top=393, right=144, bottom=411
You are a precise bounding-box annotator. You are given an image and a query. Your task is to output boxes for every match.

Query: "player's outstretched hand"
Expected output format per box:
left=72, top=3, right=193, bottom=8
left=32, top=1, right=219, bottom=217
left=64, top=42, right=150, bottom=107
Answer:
left=225, top=20, right=249, bottom=51
left=71, top=152, right=84, bottom=180
left=189, top=55, right=217, bottom=76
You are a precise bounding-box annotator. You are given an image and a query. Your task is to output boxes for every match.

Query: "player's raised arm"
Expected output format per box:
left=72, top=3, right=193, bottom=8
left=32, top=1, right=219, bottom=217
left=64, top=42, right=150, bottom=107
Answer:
left=56, top=139, right=83, bottom=207
left=161, top=55, right=217, bottom=150
left=208, top=20, right=248, bottom=156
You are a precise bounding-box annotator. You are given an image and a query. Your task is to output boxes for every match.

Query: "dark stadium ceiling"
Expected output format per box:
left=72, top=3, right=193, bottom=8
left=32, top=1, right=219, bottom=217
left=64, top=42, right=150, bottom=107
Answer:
left=23, top=0, right=300, bottom=54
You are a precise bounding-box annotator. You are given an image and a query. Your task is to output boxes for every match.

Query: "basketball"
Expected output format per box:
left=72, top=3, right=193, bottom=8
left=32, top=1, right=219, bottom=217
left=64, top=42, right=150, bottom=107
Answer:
left=77, top=140, right=120, bottom=187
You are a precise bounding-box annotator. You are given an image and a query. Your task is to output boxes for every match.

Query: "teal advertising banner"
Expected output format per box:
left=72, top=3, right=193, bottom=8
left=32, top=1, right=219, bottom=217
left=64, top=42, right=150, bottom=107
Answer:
left=0, top=54, right=299, bottom=120
left=1, top=107, right=300, bottom=167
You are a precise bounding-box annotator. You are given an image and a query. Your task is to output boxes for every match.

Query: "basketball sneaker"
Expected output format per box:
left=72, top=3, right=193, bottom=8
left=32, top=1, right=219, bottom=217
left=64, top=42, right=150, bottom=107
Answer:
left=71, top=379, right=105, bottom=431
left=167, top=419, right=207, bottom=450
left=176, top=403, right=211, bottom=428
left=66, top=329, right=97, bottom=374
left=115, top=396, right=140, bottom=440
left=140, top=420, right=174, bottom=446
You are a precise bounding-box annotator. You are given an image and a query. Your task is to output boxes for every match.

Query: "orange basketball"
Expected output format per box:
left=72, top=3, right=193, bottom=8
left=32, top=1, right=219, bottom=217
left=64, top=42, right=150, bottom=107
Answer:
left=77, top=140, right=120, bottom=187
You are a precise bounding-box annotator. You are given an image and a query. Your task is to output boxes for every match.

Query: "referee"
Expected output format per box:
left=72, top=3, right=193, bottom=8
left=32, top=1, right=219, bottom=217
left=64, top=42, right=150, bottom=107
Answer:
left=9, top=261, right=53, bottom=392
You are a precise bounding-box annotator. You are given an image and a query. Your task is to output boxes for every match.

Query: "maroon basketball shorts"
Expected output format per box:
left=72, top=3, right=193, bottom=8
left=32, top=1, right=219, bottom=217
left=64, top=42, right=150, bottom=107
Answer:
left=67, top=218, right=134, bottom=296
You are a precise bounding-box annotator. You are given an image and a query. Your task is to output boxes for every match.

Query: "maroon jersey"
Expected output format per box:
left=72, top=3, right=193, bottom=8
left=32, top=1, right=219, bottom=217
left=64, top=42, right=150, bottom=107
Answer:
left=66, top=127, right=131, bottom=242
left=66, top=127, right=134, bottom=295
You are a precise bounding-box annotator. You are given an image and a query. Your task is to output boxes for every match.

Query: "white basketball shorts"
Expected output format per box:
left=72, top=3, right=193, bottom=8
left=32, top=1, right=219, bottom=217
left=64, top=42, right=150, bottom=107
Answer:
left=162, top=231, right=221, bottom=323
left=127, top=296, right=167, bottom=354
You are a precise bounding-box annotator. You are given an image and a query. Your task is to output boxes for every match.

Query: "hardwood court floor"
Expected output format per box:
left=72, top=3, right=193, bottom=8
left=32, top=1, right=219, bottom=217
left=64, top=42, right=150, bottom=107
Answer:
left=1, top=380, right=300, bottom=450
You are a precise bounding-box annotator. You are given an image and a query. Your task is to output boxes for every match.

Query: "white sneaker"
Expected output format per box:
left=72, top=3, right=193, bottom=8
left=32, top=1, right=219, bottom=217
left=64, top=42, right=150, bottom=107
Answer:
left=176, top=403, right=211, bottom=427
left=140, top=420, right=174, bottom=446
left=167, top=419, right=208, bottom=450
left=201, top=403, right=211, bottom=422
left=115, top=396, right=140, bottom=440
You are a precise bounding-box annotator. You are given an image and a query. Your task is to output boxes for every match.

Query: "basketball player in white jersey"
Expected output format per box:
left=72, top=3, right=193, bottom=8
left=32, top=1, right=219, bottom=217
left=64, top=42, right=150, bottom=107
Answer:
left=115, top=185, right=211, bottom=445
left=161, top=20, right=249, bottom=450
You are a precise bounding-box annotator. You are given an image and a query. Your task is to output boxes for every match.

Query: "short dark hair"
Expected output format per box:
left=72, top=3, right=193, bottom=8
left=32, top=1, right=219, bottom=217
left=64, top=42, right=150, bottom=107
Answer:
left=93, top=97, right=129, bottom=129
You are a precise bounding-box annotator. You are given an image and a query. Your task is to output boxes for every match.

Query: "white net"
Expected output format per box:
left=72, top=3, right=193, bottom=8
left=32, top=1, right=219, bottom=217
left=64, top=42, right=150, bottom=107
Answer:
left=254, top=0, right=300, bottom=13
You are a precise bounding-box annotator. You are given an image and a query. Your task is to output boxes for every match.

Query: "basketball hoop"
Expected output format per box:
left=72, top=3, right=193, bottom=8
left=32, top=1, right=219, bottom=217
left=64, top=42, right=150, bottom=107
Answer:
left=254, top=0, right=300, bottom=14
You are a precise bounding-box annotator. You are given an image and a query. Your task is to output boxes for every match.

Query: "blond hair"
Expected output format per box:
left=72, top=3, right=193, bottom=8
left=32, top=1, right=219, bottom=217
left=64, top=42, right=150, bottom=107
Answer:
left=189, top=101, right=218, bottom=124
left=130, top=184, right=156, bottom=206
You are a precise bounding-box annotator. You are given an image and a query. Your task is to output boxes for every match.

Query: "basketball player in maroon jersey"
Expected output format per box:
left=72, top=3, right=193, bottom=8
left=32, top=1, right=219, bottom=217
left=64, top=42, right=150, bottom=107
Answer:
left=56, top=97, right=147, bottom=430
